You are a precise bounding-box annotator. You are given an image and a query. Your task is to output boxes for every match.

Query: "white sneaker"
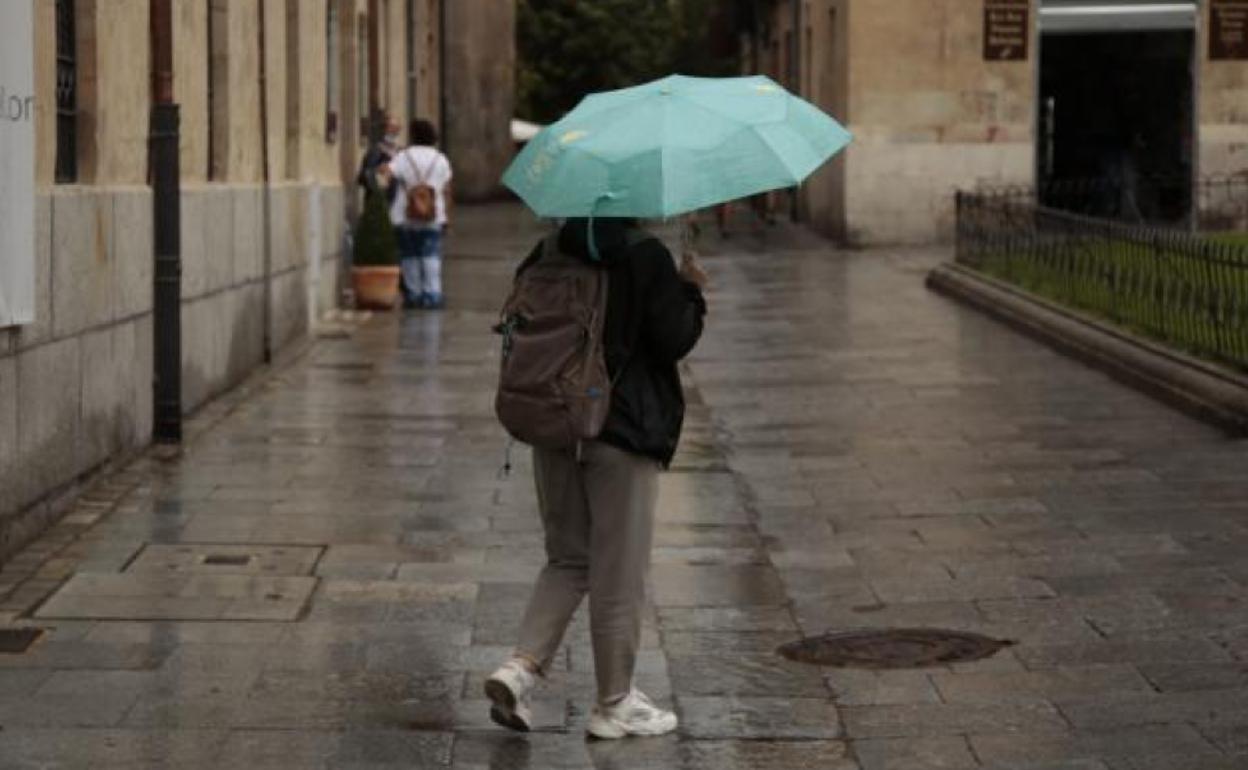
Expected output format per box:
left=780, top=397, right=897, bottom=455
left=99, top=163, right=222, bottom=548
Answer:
left=586, top=689, right=678, bottom=740
left=484, top=658, right=537, bottom=732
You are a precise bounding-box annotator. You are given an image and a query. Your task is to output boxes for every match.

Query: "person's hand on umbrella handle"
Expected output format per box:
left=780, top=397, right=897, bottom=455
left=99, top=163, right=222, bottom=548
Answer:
left=680, top=251, right=709, bottom=290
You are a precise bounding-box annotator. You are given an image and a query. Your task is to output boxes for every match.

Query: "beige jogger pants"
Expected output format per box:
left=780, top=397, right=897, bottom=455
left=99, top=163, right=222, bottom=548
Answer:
left=514, top=440, right=659, bottom=704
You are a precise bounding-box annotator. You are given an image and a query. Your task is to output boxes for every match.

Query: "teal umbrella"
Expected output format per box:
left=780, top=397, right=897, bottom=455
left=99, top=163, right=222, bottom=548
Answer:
left=503, top=74, right=852, bottom=221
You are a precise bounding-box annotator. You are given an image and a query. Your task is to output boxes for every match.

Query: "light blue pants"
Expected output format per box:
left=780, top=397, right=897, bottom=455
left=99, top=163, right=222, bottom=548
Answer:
left=398, top=227, right=443, bottom=304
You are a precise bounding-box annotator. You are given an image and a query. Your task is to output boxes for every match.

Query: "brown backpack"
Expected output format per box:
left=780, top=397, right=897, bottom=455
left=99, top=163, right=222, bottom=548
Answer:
left=403, top=153, right=439, bottom=223
left=494, top=230, right=647, bottom=450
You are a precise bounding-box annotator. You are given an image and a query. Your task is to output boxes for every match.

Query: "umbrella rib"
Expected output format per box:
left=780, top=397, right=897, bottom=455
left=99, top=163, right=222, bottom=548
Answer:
left=660, top=95, right=670, bottom=217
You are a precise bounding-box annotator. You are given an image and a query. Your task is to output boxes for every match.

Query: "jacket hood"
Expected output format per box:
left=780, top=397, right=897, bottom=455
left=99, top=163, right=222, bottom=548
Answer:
left=558, top=218, right=638, bottom=264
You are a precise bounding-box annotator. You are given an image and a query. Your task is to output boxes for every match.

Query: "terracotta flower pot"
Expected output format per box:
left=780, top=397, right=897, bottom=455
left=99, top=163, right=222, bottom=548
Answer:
left=352, top=266, right=401, bottom=310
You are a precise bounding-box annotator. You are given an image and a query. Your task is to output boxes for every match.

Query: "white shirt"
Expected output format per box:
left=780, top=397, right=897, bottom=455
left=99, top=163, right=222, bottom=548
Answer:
left=389, top=146, right=453, bottom=229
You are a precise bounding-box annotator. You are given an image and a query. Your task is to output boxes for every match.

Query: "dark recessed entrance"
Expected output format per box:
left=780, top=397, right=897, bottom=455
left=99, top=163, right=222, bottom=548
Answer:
left=778, top=629, right=1014, bottom=669
left=1039, top=28, right=1195, bottom=223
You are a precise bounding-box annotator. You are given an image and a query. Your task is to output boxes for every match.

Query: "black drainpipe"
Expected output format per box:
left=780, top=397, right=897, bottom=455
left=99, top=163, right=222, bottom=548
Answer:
left=258, top=0, right=273, bottom=363
left=790, top=0, right=801, bottom=222
left=438, top=0, right=448, bottom=155
left=150, top=0, right=182, bottom=444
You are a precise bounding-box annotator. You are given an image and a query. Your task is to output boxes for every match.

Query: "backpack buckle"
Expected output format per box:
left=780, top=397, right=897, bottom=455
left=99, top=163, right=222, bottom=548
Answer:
left=494, top=314, right=528, bottom=360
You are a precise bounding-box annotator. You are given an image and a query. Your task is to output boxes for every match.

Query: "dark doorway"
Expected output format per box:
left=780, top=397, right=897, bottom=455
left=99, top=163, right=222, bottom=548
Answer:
left=1038, top=30, right=1195, bottom=223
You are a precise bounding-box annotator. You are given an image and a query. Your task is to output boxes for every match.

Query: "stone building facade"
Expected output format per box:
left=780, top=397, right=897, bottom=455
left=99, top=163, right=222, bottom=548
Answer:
left=1, top=0, right=514, bottom=563
left=747, top=0, right=1248, bottom=245
left=444, top=0, right=517, bottom=201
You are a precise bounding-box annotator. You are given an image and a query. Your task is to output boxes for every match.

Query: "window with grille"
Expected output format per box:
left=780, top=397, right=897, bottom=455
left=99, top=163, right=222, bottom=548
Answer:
left=55, top=0, right=77, bottom=183
left=406, top=0, right=417, bottom=121
left=357, top=17, right=368, bottom=146
left=208, top=0, right=216, bottom=178
left=380, top=0, right=390, bottom=110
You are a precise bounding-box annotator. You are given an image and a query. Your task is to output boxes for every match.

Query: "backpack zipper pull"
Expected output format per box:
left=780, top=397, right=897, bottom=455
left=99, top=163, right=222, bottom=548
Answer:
left=499, top=438, right=516, bottom=479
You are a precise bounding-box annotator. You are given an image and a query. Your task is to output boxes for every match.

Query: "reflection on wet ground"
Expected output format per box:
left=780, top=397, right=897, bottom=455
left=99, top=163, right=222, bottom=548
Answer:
left=0, top=204, right=1246, bottom=768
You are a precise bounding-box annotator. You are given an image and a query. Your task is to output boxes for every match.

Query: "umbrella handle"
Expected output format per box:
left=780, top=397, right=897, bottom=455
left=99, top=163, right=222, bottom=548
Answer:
left=587, top=192, right=618, bottom=262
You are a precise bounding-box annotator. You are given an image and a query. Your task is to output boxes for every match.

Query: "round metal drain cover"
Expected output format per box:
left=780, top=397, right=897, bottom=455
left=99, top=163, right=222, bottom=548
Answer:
left=777, top=628, right=1014, bottom=669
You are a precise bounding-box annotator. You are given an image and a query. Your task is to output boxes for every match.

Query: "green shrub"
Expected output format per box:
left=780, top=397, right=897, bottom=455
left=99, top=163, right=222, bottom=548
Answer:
left=353, top=189, right=398, bottom=267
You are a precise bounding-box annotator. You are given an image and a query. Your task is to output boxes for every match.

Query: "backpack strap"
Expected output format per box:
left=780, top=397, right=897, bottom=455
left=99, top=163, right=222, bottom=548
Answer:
left=401, top=150, right=437, bottom=192
left=414, top=154, right=436, bottom=185
left=541, top=232, right=561, bottom=261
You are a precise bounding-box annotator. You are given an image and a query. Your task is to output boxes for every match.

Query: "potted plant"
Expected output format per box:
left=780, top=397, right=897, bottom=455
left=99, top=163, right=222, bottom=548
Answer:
left=351, top=188, right=401, bottom=309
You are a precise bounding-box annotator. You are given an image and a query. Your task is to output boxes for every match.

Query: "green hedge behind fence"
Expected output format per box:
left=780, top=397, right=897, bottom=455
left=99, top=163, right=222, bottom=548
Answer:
left=956, top=193, right=1248, bottom=372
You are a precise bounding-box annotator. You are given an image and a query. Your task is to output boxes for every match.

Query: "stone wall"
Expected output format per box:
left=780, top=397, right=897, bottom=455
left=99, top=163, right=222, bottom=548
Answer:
left=443, top=0, right=515, bottom=200
left=799, top=0, right=850, bottom=240
left=179, top=182, right=345, bottom=414
left=0, top=179, right=344, bottom=561
left=841, top=0, right=1036, bottom=244
left=3, top=0, right=480, bottom=562
left=756, top=0, right=1035, bottom=245
left=765, top=0, right=1248, bottom=245
left=1, top=0, right=357, bottom=563
left=0, top=188, right=153, bottom=558
left=411, top=0, right=442, bottom=130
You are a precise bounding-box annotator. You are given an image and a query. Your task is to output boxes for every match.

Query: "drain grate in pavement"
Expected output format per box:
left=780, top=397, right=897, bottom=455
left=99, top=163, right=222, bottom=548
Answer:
left=777, top=628, right=1014, bottom=669
left=126, top=544, right=323, bottom=575
left=311, top=362, right=374, bottom=371
left=203, top=554, right=252, bottom=567
left=0, top=628, right=44, bottom=654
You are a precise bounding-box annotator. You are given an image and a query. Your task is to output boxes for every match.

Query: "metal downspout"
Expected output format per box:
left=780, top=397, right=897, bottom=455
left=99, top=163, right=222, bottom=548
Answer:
left=439, top=0, right=448, bottom=153
left=150, top=0, right=182, bottom=444
left=791, top=0, right=801, bottom=222
left=259, top=0, right=273, bottom=363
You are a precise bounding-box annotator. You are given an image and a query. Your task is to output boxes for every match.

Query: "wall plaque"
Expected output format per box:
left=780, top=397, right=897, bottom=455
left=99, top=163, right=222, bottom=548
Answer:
left=0, top=0, right=36, bottom=327
left=1211, top=0, right=1248, bottom=60
left=984, top=0, right=1030, bottom=62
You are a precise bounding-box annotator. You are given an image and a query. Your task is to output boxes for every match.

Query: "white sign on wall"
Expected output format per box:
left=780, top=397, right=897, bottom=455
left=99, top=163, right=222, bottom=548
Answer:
left=0, top=0, right=36, bottom=327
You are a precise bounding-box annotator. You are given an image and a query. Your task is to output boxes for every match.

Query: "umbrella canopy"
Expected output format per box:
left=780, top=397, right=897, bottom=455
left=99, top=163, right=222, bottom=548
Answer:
left=503, top=74, right=852, bottom=220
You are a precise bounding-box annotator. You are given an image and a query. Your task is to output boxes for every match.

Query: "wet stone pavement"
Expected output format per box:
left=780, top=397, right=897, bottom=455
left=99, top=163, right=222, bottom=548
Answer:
left=2, top=204, right=1248, bottom=769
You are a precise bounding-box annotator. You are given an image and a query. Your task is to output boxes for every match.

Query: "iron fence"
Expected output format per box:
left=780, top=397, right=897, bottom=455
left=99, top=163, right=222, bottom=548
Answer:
left=955, top=192, right=1248, bottom=371
left=972, top=176, right=1248, bottom=232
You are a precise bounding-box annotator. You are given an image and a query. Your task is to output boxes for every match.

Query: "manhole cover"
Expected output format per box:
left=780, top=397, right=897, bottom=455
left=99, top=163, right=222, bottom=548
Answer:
left=777, top=628, right=1014, bottom=669
left=0, top=628, right=44, bottom=654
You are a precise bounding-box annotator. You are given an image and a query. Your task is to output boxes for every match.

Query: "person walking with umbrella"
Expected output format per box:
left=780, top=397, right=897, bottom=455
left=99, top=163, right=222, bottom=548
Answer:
left=487, top=215, right=707, bottom=739
left=483, top=75, right=850, bottom=740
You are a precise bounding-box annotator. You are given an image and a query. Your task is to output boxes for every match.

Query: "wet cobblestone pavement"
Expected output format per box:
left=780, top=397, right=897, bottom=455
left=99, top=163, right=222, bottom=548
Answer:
left=2, top=204, right=1248, bottom=768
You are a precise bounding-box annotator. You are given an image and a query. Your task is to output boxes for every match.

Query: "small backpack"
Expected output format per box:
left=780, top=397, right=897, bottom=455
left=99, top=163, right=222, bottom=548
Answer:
left=403, top=153, right=439, bottom=223
left=494, top=230, right=647, bottom=450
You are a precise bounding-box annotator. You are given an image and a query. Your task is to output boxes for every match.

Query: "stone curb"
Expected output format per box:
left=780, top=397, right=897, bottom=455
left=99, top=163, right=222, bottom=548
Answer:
left=926, top=262, right=1248, bottom=436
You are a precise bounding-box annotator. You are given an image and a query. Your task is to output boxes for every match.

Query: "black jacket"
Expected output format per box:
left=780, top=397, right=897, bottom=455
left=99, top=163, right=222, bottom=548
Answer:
left=517, top=218, right=706, bottom=466
left=357, top=146, right=398, bottom=203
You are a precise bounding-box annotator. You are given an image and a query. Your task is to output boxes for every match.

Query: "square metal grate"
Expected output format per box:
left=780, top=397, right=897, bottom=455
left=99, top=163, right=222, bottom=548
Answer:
left=203, top=554, right=252, bottom=566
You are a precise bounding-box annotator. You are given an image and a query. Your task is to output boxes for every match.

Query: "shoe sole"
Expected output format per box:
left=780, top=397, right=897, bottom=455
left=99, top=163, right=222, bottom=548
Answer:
left=484, top=678, right=531, bottom=733
left=586, top=716, right=677, bottom=740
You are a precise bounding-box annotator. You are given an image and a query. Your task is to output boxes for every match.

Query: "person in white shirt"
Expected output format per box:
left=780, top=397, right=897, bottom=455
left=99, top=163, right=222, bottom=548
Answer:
left=385, top=119, right=454, bottom=309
